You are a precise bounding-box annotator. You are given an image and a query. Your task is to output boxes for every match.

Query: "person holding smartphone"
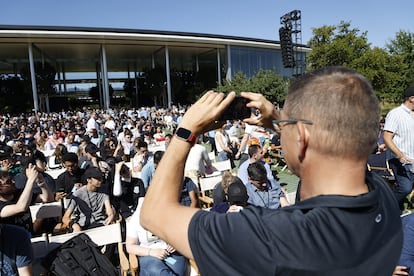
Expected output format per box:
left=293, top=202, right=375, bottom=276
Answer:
left=141, top=66, right=402, bottom=275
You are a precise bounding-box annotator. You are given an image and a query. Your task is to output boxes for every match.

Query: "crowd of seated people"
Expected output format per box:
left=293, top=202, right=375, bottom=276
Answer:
left=4, top=103, right=379, bottom=273
left=0, top=101, right=405, bottom=274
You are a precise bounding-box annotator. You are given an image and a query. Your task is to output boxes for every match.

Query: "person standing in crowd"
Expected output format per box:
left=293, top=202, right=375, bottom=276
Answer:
left=141, top=66, right=402, bottom=275
left=384, top=86, right=414, bottom=211
left=214, top=123, right=232, bottom=161
left=184, top=136, right=213, bottom=184
left=86, top=111, right=99, bottom=135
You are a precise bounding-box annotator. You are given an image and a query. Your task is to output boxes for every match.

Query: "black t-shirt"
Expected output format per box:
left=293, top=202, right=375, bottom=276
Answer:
left=0, top=197, right=33, bottom=233
left=112, top=177, right=145, bottom=219
left=55, top=168, right=85, bottom=194
left=188, top=172, right=402, bottom=275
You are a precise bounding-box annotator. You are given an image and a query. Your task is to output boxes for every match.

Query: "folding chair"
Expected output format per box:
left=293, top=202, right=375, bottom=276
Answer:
left=209, top=160, right=232, bottom=176
left=198, top=175, right=222, bottom=208
left=208, top=151, right=216, bottom=162
left=367, top=151, right=395, bottom=183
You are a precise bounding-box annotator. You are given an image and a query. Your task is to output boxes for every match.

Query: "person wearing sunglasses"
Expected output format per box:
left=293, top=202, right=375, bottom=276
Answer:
left=141, top=66, right=402, bottom=275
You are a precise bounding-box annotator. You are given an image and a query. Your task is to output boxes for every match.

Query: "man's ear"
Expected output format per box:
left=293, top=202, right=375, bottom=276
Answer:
left=295, top=122, right=310, bottom=162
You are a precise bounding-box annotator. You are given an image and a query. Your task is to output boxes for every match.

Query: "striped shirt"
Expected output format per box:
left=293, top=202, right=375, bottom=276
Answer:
left=384, top=104, right=414, bottom=159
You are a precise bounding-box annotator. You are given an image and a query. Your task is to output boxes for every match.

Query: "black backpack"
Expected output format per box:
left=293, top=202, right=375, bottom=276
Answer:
left=42, top=233, right=120, bottom=276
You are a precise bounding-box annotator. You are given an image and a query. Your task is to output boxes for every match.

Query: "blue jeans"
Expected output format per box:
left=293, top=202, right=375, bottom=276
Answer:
left=217, top=151, right=228, bottom=161
left=389, top=158, right=414, bottom=205
left=139, top=252, right=187, bottom=276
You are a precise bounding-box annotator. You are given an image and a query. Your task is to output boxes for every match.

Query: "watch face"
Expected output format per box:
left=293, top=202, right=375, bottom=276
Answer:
left=176, top=127, right=192, bottom=140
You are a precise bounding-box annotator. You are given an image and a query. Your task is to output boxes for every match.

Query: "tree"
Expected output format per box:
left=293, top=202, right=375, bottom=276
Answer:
left=216, top=70, right=287, bottom=104
left=89, top=85, right=114, bottom=107
left=307, top=21, right=408, bottom=103
left=307, top=21, right=370, bottom=69
left=386, top=30, right=414, bottom=92
left=0, top=75, right=31, bottom=114
left=20, top=61, right=56, bottom=96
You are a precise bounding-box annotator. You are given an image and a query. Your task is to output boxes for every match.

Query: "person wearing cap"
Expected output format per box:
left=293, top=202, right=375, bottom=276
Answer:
left=384, top=86, right=414, bottom=211
left=141, top=67, right=402, bottom=275
left=62, top=167, right=115, bottom=232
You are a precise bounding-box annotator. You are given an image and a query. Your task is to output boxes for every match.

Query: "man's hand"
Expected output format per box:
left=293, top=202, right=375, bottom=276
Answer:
left=149, top=248, right=170, bottom=260
left=399, top=155, right=413, bottom=165
left=25, top=164, right=38, bottom=182
left=115, top=161, right=124, bottom=173
left=393, top=265, right=410, bottom=275
left=178, top=90, right=235, bottom=135
left=241, top=92, right=280, bottom=130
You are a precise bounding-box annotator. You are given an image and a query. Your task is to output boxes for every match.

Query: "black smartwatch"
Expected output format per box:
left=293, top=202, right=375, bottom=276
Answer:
left=175, top=127, right=196, bottom=145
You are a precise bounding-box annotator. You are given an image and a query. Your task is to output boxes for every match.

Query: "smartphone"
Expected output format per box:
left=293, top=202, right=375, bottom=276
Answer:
left=219, top=97, right=252, bottom=121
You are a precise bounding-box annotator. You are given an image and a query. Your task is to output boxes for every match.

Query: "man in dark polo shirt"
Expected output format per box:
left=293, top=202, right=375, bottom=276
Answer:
left=141, top=67, right=402, bottom=275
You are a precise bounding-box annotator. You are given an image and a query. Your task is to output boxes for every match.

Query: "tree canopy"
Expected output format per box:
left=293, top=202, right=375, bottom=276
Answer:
left=216, top=70, right=288, bottom=104
left=307, top=21, right=413, bottom=103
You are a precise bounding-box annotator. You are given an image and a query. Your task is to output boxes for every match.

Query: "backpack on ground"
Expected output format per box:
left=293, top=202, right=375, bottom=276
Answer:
left=42, top=233, right=120, bottom=276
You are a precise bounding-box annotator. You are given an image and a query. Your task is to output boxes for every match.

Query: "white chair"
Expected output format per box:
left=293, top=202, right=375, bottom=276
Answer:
left=211, top=160, right=232, bottom=171
left=208, top=151, right=216, bottom=162
left=198, top=175, right=222, bottom=208
left=29, top=201, right=64, bottom=223
left=209, top=160, right=232, bottom=177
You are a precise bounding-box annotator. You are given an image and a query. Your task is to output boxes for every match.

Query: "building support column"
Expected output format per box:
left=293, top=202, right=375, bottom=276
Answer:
left=96, top=63, right=103, bottom=108
left=101, top=45, right=110, bottom=110
left=62, top=63, right=67, bottom=95
left=217, top=48, right=222, bottom=86
left=28, top=43, right=39, bottom=113
left=226, top=45, right=232, bottom=81
left=165, top=46, right=172, bottom=108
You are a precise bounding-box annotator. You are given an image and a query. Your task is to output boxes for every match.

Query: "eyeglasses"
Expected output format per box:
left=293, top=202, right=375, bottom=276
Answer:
left=0, top=178, right=14, bottom=186
left=272, top=119, right=313, bottom=130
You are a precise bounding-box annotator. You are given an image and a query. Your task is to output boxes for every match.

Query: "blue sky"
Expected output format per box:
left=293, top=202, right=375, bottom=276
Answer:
left=1, top=0, right=412, bottom=48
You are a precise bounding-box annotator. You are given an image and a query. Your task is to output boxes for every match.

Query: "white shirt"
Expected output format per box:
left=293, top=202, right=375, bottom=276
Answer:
left=104, top=119, right=116, bottom=131
left=214, top=131, right=228, bottom=153
left=184, top=144, right=211, bottom=175
left=384, top=104, right=414, bottom=159
left=86, top=117, right=98, bottom=132
left=126, top=198, right=167, bottom=249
